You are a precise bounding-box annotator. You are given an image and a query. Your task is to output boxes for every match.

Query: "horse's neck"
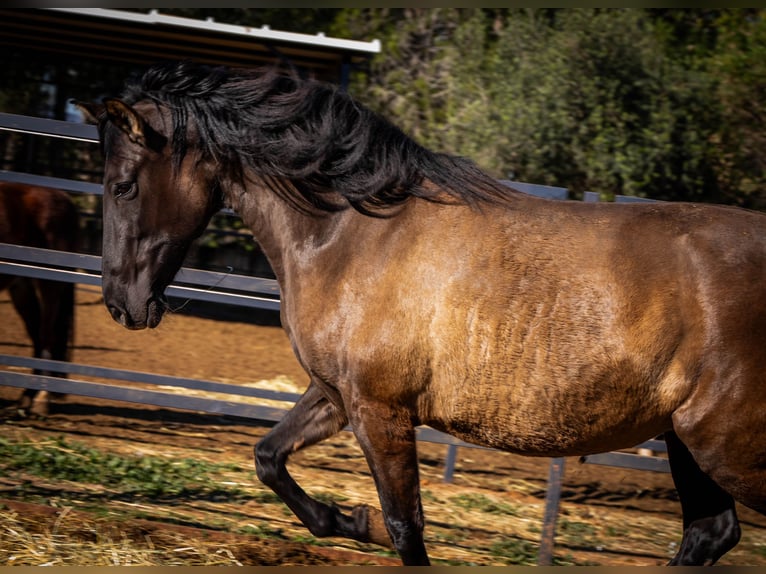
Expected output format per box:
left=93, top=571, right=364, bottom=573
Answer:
left=223, top=178, right=349, bottom=286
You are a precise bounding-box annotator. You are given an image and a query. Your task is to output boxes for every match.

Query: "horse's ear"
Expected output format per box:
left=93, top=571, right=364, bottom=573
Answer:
left=71, top=100, right=104, bottom=125
left=103, top=98, right=148, bottom=147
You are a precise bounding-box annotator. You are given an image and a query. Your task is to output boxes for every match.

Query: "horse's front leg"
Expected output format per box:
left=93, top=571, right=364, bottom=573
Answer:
left=254, top=381, right=392, bottom=547
left=348, top=402, right=429, bottom=565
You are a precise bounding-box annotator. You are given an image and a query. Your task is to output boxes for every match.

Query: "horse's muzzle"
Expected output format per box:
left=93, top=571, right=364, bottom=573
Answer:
left=106, top=295, right=166, bottom=330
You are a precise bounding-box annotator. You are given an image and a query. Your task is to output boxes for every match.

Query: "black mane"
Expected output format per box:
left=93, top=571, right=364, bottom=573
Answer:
left=122, top=60, right=514, bottom=215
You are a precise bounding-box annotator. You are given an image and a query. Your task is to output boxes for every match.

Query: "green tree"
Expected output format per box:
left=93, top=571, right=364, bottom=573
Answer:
left=708, top=10, right=766, bottom=208
left=332, top=9, right=508, bottom=157
left=487, top=9, right=721, bottom=200
left=336, top=8, right=766, bottom=206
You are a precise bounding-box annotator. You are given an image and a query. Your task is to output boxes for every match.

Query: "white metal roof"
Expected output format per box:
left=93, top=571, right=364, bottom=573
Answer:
left=49, top=8, right=381, bottom=55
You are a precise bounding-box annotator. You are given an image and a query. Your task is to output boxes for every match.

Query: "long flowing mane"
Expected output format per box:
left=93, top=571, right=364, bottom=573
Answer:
left=120, top=61, right=516, bottom=215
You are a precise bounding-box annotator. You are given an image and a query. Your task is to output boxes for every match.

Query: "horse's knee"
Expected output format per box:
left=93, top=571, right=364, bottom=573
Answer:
left=668, top=507, right=740, bottom=566
left=254, top=437, right=283, bottom=486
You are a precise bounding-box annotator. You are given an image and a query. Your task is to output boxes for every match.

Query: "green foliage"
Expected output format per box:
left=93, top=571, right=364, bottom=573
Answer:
left=558, top=519, right=596, bottom=539
left=238, top=522, right=286, bottom=539
left=707, top=10, right=766, bottom=208
left=335, top=8, right=766, bottom=207
left=482, top=9, right=718, bottom=200
left=0, top=436, right=244, bottom=499
left=449, top=492, right=519, bottom=516
left=336, top=9, right=504, bottom=161
left=488, top=537, right=538, bottom=564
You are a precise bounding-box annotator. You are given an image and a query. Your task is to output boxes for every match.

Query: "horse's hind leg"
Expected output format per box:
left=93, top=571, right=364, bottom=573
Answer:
left=37, top=279, right=75, bottom=367
left=255, top=381, right=392, bottom=547
left=665, top=430, right=741, bottom=565
left=8, top=277, right=42, bottom=358
left=29, top=280, right=75, bottom=416
left=10, top=279, right=73, bottom=416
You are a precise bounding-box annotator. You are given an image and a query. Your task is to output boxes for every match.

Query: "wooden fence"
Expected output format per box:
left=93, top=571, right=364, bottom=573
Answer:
left=1, top=111, right=671, bottom=565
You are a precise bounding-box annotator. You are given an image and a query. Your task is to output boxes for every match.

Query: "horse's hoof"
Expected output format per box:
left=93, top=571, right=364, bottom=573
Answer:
left=29, top=392, right=51, bottom=418
left=3, top=405, right=30, bottom=419
left=353, top=504, right=392, bottom=548
left=29, top=405, right=50, bottom=418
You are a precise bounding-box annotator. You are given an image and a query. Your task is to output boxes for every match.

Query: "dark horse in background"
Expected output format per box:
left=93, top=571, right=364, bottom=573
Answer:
left=0, top=181, right=78, bottom=416
left=76, top=61, right=766, bottom=565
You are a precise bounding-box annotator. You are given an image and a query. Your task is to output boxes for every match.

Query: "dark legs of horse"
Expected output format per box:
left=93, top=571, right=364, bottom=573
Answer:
left=8, top=277, right=45, bottom=414
left=8, top=277, right=42, bottom=358
left=8, top=277, right=73, bottom=416
left=348, top=405, right=429, bottom=565
left=37, top=280, right=75, bottom=368
left=254, top=382, right=392, bottom=548
left=665, top=430, right=741, bottom=565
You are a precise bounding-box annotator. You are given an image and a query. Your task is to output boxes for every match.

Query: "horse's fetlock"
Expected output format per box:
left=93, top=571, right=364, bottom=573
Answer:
left=354, top=504, right=393, bottom=548
left=306, top=504, right=338, bottom=538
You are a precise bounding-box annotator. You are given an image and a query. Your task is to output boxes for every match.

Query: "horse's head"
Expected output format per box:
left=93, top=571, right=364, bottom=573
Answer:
left=76, top=98, right=222, bottom=329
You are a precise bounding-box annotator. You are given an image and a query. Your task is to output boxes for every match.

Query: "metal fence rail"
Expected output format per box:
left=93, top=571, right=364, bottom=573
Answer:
left=0, top=243, right=280, bottom=311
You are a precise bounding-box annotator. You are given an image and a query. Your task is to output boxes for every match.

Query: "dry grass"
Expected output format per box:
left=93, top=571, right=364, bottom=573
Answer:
left=0, top=507, right=244, bottom=566
left=2, top=419, right=766, bottom=566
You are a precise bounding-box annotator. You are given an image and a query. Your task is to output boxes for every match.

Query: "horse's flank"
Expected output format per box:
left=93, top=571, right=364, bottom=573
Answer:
left=0, top=181, right=79, bottom=250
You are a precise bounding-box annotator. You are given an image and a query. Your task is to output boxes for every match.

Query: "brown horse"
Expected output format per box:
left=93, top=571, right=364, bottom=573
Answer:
left=0, top=181, right=78, bottom=416
left=76, top=61, right=766, bottom=565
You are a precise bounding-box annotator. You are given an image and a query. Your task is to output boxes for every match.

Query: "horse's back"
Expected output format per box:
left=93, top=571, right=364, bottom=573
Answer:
left=0, top=182, right=79, bottom=250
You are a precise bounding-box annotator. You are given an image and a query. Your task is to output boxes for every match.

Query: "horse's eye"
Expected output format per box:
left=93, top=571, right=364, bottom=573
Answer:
left=112, top=181, right=136, bottom=200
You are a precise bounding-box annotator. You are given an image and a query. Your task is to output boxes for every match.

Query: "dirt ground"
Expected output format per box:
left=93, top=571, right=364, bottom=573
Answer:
left=1, top=285, right=766, bottom=566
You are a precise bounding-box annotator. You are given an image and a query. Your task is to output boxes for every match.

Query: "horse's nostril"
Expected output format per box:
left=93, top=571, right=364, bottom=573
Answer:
left=107, top=305, right=128, bottom=326
left=146, top=297, right=166, bottom=329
